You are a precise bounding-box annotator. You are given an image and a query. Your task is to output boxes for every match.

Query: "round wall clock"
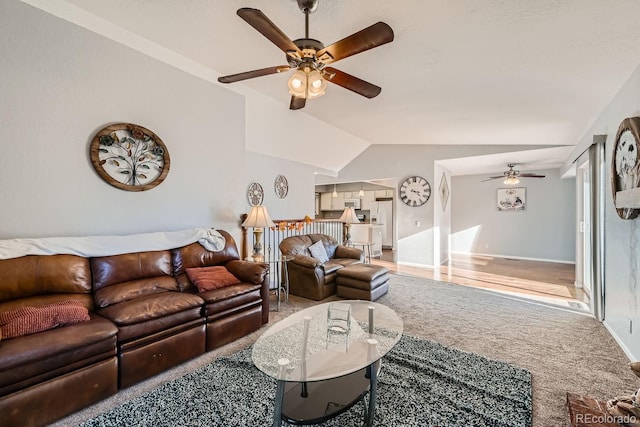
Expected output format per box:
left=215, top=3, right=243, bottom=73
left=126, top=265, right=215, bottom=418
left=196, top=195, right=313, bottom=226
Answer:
left=612, top=116, right=640, bottom=219
left=274, top=174, right=289, bottom=199
left=399, top=175, right=431, bottom=207
left=90, top=123, right=170, bottom=191
left=247, top=181, right=264, bottom=206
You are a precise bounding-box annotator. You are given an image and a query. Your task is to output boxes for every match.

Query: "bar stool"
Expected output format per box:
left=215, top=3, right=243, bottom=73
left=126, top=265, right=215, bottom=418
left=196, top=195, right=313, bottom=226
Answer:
left=348, top=241, right=374, bottom=264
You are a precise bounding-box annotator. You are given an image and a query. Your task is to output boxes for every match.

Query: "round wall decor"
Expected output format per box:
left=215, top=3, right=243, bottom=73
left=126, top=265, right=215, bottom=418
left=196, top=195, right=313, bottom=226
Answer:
left=90, top=123, right=170, bottom=191
left=399, top=175, right=431, bottom=207
left=247, top=181, right=264, bottom=206
left=274, top=174, right=289, bottom=199
left=612, top=116, right=640, bottom=219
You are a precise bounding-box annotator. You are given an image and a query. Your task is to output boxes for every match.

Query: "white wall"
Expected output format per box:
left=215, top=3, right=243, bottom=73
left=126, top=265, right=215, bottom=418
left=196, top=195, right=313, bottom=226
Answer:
left=244, top=152, right=317, bottom=220
left=451, top=169, right=575, bottom=262
left=433, top=164, right=452, bottom=265
left=0, top=1, right=250, bottom=241
left=566, top=61, right=640, bottom=360
left=334, top=144, right=566, bottom=267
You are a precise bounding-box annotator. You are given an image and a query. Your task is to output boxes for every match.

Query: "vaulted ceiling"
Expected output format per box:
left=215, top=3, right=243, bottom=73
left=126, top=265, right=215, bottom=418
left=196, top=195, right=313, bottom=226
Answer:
left=33, top=0, right=640, bottom=174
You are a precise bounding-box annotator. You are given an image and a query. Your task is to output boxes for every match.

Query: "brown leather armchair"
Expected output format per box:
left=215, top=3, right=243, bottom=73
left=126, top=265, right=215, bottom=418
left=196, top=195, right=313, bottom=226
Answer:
left=279, top=234, right=363, bottom=300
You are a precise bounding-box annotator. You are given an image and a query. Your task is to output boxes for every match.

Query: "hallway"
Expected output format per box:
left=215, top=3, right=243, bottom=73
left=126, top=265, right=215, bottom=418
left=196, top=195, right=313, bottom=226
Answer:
left=372, top=251, right=589, bottom=311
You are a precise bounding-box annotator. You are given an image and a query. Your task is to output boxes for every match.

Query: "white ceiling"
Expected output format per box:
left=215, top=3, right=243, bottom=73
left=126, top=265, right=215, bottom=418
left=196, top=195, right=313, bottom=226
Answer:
left=33, top=0, right=640, bottom=174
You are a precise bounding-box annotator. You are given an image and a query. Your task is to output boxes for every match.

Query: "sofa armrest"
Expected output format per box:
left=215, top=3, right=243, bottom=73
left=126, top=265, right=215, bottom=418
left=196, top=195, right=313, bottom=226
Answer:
left=335, top=245, right=364, bottom=261
left=226, top=260, right=269, bottom=285
left=226, top=260, right=270, bottom=324
left=290, top=254, right=322, bottom=269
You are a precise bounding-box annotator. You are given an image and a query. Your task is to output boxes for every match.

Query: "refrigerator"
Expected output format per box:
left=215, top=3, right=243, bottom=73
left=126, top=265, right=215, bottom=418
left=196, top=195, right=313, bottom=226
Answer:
left=370, top=200, right=393, bottom=248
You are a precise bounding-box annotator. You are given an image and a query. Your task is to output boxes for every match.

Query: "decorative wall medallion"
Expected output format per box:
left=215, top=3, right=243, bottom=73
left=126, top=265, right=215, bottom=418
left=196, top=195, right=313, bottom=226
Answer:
left=247, top=181, right=264, bottom=206
left=439, top=172, right=449, bottom=211
left=274, top=174, right=289, bottom=199
left=90, top=123, right=170, bottom=191
left=399, top=175, right=431, bottom=207
left=612, top=116, right=640, bottom=219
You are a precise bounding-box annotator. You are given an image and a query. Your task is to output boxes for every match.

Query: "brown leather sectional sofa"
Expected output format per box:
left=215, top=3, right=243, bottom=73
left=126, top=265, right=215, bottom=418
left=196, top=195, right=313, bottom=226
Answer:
left=0, top=230, right=269, bottom=427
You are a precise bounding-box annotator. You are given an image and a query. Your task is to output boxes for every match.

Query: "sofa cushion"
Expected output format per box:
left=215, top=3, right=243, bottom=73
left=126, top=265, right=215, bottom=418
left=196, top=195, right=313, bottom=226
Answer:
left=93, top=276, right=179, bottom=309
left=0, top=255, right=92, bottom=303
left=322, top=261, right=344, bottom=275
left=186, top=266, right=241, bottom=292
left=0, top=315, right=117, bottom=394
left=200, top=283, right=262, bottom=318
left=308, top=240, right=330, bottom=263
left=0, top=300, right=90, bottom=340
left=96, top=292, right=204, bottom=327
left=171, top=230, right=240, bottom=277
left=91, top=251, right=174, bottom=292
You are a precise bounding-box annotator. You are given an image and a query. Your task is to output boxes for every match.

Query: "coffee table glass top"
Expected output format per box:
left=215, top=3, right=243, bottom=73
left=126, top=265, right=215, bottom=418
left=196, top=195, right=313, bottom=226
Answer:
left=252, top=300, right=403, bottom=382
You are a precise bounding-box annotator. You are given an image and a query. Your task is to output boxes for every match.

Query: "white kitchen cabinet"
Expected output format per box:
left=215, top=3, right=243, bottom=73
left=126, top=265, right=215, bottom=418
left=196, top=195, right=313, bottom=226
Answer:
left=374, top=189, right=395, bottom=199
left=333, top=192, right=345, bottom=210
left=361, top=191, right=376, bottom=210
left=320, top=192, right=333, bottom=210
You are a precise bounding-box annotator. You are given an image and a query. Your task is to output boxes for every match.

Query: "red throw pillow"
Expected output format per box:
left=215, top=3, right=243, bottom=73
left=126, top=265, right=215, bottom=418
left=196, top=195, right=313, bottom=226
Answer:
left=0, top=300, right=90, bottom=340
left=186, top=266, right=242, bottom=292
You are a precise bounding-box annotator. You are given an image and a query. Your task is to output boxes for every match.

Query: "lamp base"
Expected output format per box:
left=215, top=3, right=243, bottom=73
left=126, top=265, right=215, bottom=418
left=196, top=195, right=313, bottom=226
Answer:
left=343, top=223, right=352, bottom=246
left=252, top=228, right=264, bottom=262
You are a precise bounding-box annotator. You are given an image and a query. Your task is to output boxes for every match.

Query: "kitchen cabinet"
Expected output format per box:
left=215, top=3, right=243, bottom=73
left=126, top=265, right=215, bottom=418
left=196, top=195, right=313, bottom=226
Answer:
left=320, top=192, right=345, bottom=211
left=374, top=189, right=394, bottom=199
left=320, top=192, right=333, bottom=211
left=361, top=191, right=376, bottom=210
left=333, top=192, right=345, bottom=210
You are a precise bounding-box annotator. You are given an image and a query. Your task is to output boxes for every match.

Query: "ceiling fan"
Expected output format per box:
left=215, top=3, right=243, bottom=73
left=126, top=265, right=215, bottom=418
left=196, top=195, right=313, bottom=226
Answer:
left=482, top=164, right=546, bottom=185
left=217, top=0, right=394, bottom=110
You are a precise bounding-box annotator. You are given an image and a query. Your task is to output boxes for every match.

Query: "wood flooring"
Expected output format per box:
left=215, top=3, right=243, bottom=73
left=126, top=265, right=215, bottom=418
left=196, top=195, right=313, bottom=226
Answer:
left=372, top=250, right=589, bottom=310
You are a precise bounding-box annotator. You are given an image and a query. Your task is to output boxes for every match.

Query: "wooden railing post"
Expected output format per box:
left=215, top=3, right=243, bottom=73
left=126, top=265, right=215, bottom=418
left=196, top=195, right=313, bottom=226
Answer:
left=240, top=213, right=248, bottom=260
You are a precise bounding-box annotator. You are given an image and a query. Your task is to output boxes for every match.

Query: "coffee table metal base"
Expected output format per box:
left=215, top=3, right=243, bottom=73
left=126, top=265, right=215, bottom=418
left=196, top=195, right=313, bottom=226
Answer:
left=273, top=362, right=379, bottom=426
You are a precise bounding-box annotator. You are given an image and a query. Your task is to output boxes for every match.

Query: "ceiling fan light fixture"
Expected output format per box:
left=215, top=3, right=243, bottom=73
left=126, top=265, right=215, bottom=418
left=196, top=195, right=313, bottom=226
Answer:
left=307, top=69, right=327, bottom=97
left=288, top=69, right=307, bottom=96
left=503, top=176, right=520, bottom=185
left=288, top=68, right=327, bottom=99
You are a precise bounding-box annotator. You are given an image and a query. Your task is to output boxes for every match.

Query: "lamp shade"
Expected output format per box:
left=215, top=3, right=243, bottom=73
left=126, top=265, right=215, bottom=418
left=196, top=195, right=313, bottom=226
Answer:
left=242, top=205, right=275, bottom=228
left=339, top=207, right=360, bottom=224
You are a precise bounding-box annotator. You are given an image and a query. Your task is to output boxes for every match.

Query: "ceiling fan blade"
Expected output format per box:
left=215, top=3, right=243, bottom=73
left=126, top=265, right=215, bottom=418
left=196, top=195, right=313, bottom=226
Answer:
left=290, top=96, right=306, bottom=110
left=323, top=67, right=381, bottom=98
left=218, top=65, right=291, bottom=83
left=520, top=174, right=546, bottom=178
left=481, top=176, right=504, bottom=182
left=237, top=8, right=302, bottom=58
left=316, top=22, right=394, bottom=65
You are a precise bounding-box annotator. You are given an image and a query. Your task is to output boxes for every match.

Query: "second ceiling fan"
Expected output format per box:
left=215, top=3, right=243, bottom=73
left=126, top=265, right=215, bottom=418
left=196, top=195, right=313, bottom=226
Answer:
left=217, top=0, right=394, bottom=110
left=482, top=164, right=546, bottom=185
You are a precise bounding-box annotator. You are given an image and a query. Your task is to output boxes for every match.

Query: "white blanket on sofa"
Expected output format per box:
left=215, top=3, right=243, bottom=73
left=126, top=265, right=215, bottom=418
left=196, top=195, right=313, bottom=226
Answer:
left=0, top=228, right=226, bottom=260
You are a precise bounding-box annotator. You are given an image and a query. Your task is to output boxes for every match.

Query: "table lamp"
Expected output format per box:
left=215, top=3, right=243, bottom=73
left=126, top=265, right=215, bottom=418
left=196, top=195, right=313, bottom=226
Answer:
left=339, top=207, right=360, bottom=245
left=242, top=205, right=275, bottom=262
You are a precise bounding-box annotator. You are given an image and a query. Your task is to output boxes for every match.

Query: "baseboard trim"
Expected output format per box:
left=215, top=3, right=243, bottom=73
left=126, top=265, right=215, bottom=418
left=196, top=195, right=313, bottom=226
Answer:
left=603, top=321, right=637, bottom=361
left=397, top=261, right=434, bottom=269
left=450, top=251, right=576, bottom=265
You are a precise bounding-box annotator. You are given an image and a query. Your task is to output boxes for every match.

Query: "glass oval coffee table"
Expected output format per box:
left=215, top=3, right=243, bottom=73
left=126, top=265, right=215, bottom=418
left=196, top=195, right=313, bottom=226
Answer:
left=252, top=300, right=403, bottom=426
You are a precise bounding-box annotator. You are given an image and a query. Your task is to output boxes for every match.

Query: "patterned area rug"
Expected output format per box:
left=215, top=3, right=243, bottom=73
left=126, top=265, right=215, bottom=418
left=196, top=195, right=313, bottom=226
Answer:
left=80, top=335, right=531, bottom=427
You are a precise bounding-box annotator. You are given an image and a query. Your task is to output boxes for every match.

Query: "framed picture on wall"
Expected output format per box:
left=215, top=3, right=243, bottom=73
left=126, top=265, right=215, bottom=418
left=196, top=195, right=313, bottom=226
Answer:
left=497, top=187, right=526, bottom=211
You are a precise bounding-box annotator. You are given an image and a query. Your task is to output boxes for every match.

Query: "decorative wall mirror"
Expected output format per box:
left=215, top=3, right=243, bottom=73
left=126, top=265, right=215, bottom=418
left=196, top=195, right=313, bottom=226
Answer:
left=90, top=123, right=170, bottom=191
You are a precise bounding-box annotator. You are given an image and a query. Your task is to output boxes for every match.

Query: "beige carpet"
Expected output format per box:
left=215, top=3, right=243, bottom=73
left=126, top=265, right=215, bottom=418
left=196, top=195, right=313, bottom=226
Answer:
left=52, top=274, right=638, bottom=427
